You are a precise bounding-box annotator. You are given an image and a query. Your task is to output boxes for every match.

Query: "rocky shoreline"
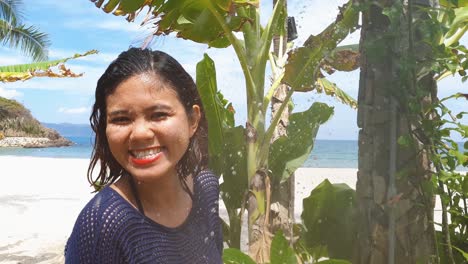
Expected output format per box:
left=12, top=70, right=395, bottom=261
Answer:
left=0, top=137, right=73, bottom=148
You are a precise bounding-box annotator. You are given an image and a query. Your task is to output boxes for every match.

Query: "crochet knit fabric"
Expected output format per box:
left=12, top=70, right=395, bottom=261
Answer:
left=64, top=170, right=222, bottom=263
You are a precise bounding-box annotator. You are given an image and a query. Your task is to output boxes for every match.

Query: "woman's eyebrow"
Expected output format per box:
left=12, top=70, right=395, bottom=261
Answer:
left=108, top=104, right=173, bottom=117
left=147, top=104, right=173, bottom=112
left=108, top=109, right=129, bottom=117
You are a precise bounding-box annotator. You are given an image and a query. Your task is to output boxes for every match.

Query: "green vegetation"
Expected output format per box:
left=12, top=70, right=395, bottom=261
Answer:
left=0, top=50, right=98, bottom=82
left=0, top=96, right=50, bottom=137
left=0, top=0, right=49, bottom=61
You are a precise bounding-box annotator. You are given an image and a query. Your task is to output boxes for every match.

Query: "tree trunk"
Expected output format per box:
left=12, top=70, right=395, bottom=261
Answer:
left=355, top=0, right=437, bottom=263
left=269, top=0, right=295, bottom=246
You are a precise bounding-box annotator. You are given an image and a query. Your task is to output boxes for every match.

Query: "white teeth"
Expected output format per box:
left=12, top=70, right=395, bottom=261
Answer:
left=132, top=148, right=161, bottom=159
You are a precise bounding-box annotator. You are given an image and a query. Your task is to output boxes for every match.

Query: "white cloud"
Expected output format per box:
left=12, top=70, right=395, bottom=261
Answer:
left=65, top=19, right=143, bottom=33
left=0, top=47, right=34, bottom=65
left=0, top=87, right=23, bottom=99
left=58, top=107, right=89, bottom=114
left=0, top=55, right=29, bottom=65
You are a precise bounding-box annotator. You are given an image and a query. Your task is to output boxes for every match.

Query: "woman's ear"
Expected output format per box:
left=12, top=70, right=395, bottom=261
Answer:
left=189, top=105, right=201, bottom=137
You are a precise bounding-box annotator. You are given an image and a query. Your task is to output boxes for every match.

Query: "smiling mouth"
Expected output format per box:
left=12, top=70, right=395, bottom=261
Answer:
left=129, top=147, right=163, bottom=165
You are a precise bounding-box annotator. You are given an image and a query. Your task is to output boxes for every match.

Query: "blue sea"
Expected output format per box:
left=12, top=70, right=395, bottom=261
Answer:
left=0, top=137, right=466, bottom=171
left=0, top=137, right=358, bottom=168
left=0, top=136, right=95, bottom=159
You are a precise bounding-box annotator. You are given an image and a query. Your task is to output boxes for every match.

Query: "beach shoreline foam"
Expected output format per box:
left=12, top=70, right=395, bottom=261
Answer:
left=0, top=156, right=358, bottom=263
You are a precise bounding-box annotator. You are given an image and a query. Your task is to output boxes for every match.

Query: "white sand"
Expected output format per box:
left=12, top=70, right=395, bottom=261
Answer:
left=0, top=156, right=358, bottom=263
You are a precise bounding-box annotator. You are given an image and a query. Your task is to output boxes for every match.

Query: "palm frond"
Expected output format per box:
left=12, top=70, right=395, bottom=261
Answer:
left=0, top=0, right=22, bottom=24
left=0, top=21, right=49, bottom=61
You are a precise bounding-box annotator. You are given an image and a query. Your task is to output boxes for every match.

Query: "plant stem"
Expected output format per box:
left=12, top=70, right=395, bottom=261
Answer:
left=259, top=87, right=293, bottom=165
left=263, top=71, right=285, bottom=112
left=387, top=98, right=398, bottom=264
left=437, top=178, right=456, bottom=264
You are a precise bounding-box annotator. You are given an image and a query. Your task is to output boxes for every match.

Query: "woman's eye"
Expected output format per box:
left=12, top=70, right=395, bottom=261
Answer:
left=152, top=112, right=168, bottom=120
left=109, top=117, right=130, bottom=124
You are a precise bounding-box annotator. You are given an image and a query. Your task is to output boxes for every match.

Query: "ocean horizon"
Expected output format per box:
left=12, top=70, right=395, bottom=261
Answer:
left=0, top=137, right=359, bottom=168
left=1, top=137, right=466, bottom=171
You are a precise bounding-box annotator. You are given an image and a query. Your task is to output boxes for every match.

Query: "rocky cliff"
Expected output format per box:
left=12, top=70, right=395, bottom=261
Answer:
left=0, top=97, right=73, bottom=148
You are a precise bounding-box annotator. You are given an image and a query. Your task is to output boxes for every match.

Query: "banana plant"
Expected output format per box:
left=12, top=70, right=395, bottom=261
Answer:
left=0, top=50, right=98, bottom=82
left=90, top=0, right=359, bottom=261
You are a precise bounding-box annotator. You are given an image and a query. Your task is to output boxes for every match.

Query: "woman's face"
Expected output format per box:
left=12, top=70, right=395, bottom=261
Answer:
left=105, top=73, right=200, bottom=182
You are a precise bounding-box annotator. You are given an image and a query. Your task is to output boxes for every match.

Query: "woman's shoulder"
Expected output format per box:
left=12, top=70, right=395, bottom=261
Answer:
left=194, top=169, right=219, bottom=191
left=70, top=186, right=137, bottom=233
left=65, top=186, right=139, bottom=262
left=193, top=169, right=219, bottom=207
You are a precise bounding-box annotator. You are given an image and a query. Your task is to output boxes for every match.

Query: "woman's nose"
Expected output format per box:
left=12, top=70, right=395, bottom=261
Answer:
left=130, top=119, right=154, bottom=141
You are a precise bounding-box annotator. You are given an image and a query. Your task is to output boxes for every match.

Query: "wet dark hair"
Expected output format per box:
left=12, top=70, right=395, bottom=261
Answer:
left=87, top=47, right=208, bottom=194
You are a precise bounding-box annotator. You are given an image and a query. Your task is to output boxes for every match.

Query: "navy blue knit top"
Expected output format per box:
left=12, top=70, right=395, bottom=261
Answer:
left=65, top=170, right=223, bottom=264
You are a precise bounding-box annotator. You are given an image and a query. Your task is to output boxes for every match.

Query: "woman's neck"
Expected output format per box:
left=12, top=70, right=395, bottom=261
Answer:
left=112, top=172, right=194, bottom=227
left=134, top=173, right=192, bottom=210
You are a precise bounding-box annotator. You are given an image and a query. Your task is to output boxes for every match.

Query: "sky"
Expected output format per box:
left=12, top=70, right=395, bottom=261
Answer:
left=0, top=0, right=466, bottom=140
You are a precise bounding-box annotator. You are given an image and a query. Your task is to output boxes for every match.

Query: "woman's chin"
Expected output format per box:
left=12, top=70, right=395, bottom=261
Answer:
left=127, top=164, right=176, bottom=182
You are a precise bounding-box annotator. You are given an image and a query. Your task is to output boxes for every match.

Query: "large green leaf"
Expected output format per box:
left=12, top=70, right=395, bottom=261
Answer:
left=157, top=0, right=246, bottom=48
left=270, top=231, right=297, bottom=264
left=322, top=44, right=359, bottom=73
left=0, top=50, right=98, bottom=82
left=0, top=50, right=98, bottom=72
left=196, top=53, right=234, bottom=164
left=283, top=1, right=358, bottom=91
left=452, top=245, right=468, bottom=261
left=439, top=0, right=468, bottom=7
left=92, top=0, right=148, bottom=15
left=195, top=53, right=244, bottom=248
left=315, top=78, right=357, bottom=109
left=269, top=102, right=334, bottom=184
left=301, top=179, right=357, bottom=261
left=219, top=126, right=248, bottom=210
left=119, top=0, right=145, bottom=13
left=92, top=0, right=251, bottom=48
left=223, top=248, right=256, bottom=264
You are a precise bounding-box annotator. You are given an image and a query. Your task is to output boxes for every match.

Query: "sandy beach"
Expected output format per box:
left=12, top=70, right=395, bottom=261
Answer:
left=0, top=156, right=359, bottom=263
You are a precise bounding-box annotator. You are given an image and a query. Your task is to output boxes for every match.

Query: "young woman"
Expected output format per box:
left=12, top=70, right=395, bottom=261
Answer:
left=65, top=48, right=222, bottom=263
